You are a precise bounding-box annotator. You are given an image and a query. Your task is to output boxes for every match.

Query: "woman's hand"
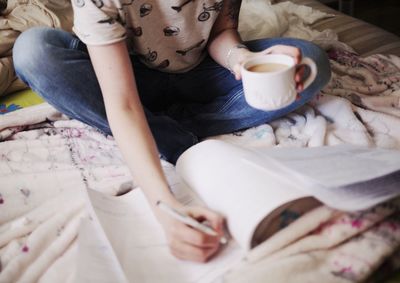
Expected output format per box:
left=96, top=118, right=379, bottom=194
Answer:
left=154, top=200, right=225, bottom=262
left=231, top=44, right=305, bottom=92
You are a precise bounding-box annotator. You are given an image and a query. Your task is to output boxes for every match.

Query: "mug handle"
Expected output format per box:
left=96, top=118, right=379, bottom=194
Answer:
left=298, top=57, right=317, bottom=90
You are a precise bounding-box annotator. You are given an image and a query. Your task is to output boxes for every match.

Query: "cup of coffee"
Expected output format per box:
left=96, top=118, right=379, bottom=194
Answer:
left=241, top=54, right=317, bottom=111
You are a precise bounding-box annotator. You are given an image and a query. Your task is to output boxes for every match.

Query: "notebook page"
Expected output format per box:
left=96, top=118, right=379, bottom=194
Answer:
left=81, top=187, right=244, bottom=283
left=249, top=145, right=400, bottom=211
left=76, top=217, right=129, bottom=283
left=253, top=145, right=400, bottom=186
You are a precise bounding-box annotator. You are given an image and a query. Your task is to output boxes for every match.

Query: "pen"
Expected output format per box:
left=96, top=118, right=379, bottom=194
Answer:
left=156, top=200, right=228, bottom=245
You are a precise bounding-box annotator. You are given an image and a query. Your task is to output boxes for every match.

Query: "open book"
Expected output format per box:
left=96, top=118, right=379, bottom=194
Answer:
left=77, top=140, right=400, bottom=282
left=176, top=140, right=400, bottom=249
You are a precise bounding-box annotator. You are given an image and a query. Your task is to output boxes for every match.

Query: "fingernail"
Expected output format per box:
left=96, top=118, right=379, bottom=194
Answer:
left=219, top=236, right=228, bottom=245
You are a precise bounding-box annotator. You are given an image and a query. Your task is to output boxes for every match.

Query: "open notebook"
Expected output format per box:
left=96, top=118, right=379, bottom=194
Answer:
left=76, top=163, right=245, bottom=283
left=76, top=141, right=400, bottom=282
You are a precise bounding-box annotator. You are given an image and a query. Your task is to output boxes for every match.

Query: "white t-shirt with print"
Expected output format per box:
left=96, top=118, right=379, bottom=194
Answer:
left=72, top=0, right=223, bottom=72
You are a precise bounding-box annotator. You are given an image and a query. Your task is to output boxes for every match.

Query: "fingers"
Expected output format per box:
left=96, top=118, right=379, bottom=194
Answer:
left=169, top=235, right=220, bottom=262
left=174, top=221, right=220, bottom=248
left=295, top=65, right=305, bottom=82
left=296, top=84, right=304, bottom=93
left=158, top=205, right=226, bottom=262
left=263, top=45, right=302, bottom=64
left=168, top=222, right=221, bottom=262
left=233, top=64, right=242, bottom=80
left=295, top=65, right=305, bottom=92
left=185, top=206, right=225, bottom=235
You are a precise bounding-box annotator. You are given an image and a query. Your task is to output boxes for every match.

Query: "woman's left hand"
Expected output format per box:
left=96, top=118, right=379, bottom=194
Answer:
left=232, top=44, right=305, bottom=92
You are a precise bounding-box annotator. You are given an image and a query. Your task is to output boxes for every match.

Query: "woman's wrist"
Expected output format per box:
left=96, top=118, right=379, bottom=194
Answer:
left=151, top=192, right=180, bottom=208
left=152, top=195, right=184, bottom=226
left=141, top=182, right=181, bottom=210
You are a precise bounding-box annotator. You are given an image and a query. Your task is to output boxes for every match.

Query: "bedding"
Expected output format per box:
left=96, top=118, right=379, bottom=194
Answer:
left=0, top=0, right=73, bottom=96
left=1, top=0, right=400, bottom=282
left=275, top=0, right=400, bottom=57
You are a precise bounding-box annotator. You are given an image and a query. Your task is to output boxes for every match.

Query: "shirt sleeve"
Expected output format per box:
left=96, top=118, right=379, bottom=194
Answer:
left=71, top=0, right=127, bottom=46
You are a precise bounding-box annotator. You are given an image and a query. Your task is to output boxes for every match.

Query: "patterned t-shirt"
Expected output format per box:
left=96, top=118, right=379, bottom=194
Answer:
left=72, top=0, right=223, bottom=72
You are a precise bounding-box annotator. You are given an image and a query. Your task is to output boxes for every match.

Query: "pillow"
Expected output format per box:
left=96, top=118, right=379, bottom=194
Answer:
left=0, top=89, right=44, bottom=115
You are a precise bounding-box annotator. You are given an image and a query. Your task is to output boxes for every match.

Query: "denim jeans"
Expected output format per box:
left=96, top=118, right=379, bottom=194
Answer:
left=13, top=27, right=331, bottom=164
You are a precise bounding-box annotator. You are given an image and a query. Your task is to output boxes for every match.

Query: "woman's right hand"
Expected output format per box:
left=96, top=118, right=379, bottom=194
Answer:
left=154, top=201, right=225, bottom=262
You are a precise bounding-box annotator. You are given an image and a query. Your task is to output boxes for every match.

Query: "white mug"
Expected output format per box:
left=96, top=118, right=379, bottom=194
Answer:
left=241, top=54, right=317, bottom=111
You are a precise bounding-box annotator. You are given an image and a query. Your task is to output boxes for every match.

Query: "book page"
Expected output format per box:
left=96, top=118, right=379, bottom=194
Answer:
left=252, top=145, right=400, bottom=185
left=176, top=140, right=308, bottom=251
left=76, top=216, right=129, bottom=283
left=77, top=163, right=245, bottom=283
left=248, top=145, right=400, bottom=211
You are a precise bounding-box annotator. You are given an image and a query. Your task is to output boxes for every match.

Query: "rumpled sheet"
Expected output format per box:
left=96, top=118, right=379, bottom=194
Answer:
left=0, top=0, right=73, bottom=96
left=0, top=107, right=134, bottom=283
left=223, top=199, right=400, bottom=283
left=1, top=1, right=400, bottom=282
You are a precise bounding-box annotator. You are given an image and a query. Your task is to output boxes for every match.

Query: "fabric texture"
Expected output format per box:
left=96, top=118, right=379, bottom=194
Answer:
left=0, top=0, right=73, bottom=97
left=71, top=0, right=222, bottom=72
left=223, top=200, right=400, bottom=283
left=276, top=0, right=400, bottom=57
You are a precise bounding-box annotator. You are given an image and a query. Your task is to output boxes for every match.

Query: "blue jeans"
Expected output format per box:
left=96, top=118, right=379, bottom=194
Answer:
left=13, top=27, right=331, bottom=164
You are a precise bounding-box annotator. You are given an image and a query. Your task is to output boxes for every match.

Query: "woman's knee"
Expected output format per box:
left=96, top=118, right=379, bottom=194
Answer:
left=13, top=27, right=66, bottom=82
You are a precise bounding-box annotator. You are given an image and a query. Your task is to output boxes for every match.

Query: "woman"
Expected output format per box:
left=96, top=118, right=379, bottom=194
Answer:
left=13, top=0, right=331, bottom=262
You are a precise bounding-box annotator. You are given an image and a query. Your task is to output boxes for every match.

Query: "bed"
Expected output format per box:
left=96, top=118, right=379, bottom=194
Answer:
left=277, top=0, right=400, bottom=57
left=0, top=0, right=400, bottom=282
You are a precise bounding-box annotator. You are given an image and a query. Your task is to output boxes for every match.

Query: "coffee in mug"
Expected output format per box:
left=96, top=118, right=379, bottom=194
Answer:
left=247, top=63, right=289, bottom=73
left=241, top=54, right=317, bottom=111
